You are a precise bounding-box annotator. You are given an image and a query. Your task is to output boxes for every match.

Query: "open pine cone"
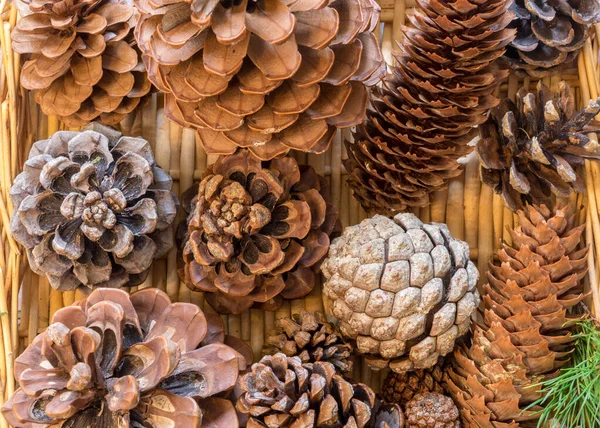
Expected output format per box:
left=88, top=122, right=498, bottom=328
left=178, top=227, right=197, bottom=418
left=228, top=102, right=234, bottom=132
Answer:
left=10, top=124, right=177, bottom=291
left=478, top=81, right=600, bottom=212
left=13, top=0, right=152, bottom=126
left=236, top=353, right=404, bottom=428
left=445, top=204, right=587, bottom=427
left=503, top=0, right=600, bottom=77
left=344, top=0, right=515, bottom=215
left=322, top=213, right=480, bottom=373
left=133, top=0, right=385, bottom=160
left=180, top=150, right=339, bottom=314
left=2, top=287, right=251, bottom=427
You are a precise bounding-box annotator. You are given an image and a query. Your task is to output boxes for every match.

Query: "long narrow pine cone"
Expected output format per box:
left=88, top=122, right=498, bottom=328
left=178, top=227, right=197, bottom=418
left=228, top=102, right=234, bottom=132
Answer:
left=344, top=0, right=515, bottom=215
left=180, top=150, right=339, bottom=314
left=133, top=0, right=385, bottom=160
left=478, top=81, right=600, bottom=212
left=445, top=204, right=587, bottom=427
left=10, top=124, right=178, bottom=291
left=12, top=0, right=152, bottom=126
left=236, top=353, right=404, bottom=428
left=2, top=288, right=251, bottom=427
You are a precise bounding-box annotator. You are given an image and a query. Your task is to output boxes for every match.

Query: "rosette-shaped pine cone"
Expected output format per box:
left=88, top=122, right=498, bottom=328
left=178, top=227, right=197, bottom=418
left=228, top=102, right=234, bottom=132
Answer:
left=445, top=204, right=587, bottom=427
left=1, top=287, right=252, bottom=427
left=10, top=124, right=178, bottom=291
left=180, top=150, right=339, bottom=314
left=405, top=393, right=460, bottom=428
left=478, top=81, right=600, bottom=212
left=503, top=0, right=600, bottom=77
left=380, top=365, right=445, bottom=410
left=322, top=213, right=480, bottom=373
left=263, top=310, right=353, bottom=373
left=344, top=0, right=515, bottom=215
left=12, top=0, right=152, bottom=127
left=133, top=0, right=385, bottom=161
left=236, top=353, right=404, bottom=428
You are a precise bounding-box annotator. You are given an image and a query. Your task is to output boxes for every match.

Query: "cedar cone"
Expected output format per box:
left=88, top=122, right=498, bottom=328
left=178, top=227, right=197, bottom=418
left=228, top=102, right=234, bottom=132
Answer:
left=322, top=213, right=480, bottom=373
left=344, top=0, right=515, bottom=215
left=477, top=81, right=600, bottom=212
left=380, top=365, right=445, bottom=410
left=236, top=353, right=404, bottom=428
left=404, top=393, right=460, bottom=428
left=1, top=288, right=252, bottom=427
left=503, top=0, right=600, bottom=77
left=133, top=0, right=385, bottom=160
left=445, top=204, right=587, bottom=427
left=263, top=310, right=353, bottom=374
left=180, top=150, right=339, bottom=314
left=13, top=0, right=152, bottom=127
left=10, top=124, right=178, bottom=291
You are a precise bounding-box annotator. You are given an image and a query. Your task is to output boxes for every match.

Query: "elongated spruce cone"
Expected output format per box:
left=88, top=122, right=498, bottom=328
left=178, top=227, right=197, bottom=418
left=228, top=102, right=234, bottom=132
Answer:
left=10, top=124, right=178, bottom=291
left=2, top=288, right=251, bottom=427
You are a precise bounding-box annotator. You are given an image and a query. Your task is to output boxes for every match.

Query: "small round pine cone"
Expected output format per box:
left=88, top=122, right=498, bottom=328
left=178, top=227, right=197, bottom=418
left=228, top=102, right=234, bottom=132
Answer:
left=179, top=150, right=340, bottom=314
left=1, top=288, right=251, bottom=427
left=405, top=393, right=460, bottom=428
left=381, top=366, right=445, bottom=410
left=10, top=124, right=178, bottom=291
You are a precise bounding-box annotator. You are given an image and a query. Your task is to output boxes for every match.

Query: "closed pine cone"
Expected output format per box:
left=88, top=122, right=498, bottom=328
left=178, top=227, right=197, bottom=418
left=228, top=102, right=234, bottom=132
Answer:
left=263, top=310, right=353, bottom=374
left=236, top=353, right=404, bottom=428
left=1, top=288, right=251, bottom=427
left=405, top=393, right=460, bottom=428
left=9, top=124, right=177, bottom=291
left=445, top=204, right=587, bottom=427
left=13, top=0, right=152, bottom=126
left=381, top=366, right=445, bottom=410
left=133, top=0, right=385, bottom=160
left=344, top=0, right=515, bottom=215
left=180, top=150, right=339, bottom=314
left=478, top=81, right=600, bottom=212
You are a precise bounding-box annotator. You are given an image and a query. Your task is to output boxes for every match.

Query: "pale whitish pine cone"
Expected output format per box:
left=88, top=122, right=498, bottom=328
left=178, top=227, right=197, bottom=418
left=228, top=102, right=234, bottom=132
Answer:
left=322, top=213, right=480, bottom=372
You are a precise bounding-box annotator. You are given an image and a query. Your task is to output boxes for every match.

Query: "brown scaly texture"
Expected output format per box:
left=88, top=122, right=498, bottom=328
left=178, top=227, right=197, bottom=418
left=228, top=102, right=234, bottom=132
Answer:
left=133, top=0, right=385, bottom=160
left=9, top=124, right=178, bottom=291
left=344, top=0, right=515, bottom=215
left=1, top=288, right=252, bottom=427
left=445, top=204, right=587, bottom=427
left=236, top=353, right=404, bottom=428
left=478, top=81, right=600, bottom=212
left=263, top=310, right=353, bottom=374
left=13, top=0, right=152, bottom=127
left=404, top=393, right=460, bottom=428
left=380, top=365, right=446, bottom=410
left=179, top=150, right=339, bottom=314
left=503, top=0, right=600, bottom=77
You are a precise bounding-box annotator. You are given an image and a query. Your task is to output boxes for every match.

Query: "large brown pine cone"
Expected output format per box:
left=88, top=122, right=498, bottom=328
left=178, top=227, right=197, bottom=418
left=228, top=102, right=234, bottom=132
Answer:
left=380, top=366, right=445, bottom=410
left=478, top=81, right=600, bottom=212
left=10, top=124, right=177, bottom=291
left=405, top=393, right=460, bottom=428
left=236, top=353, right=404, bottom=428
left=503, top=0, right=600, bottom=77
left=322, top=213, right=480, bottom=373
left=445, top=204, right=587, bottom=427
left=1, top=288, right=251, bottom=427
left=180, top=150, right=339, bottom=314
left=344, top=0, right=515, bottom=215
left=133, top=0, right=385, bottom=160
left=13, top=0, right=152, bottom=127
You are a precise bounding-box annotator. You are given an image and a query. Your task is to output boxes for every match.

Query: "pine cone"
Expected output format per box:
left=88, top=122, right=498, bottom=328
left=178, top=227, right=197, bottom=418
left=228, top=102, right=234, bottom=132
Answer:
left=263, top=310, right=353, bottom=373
left=1, top=287, right=251, bottom=427
left=12, top=0, right=152, bottom=127
left=405, top=393, right=460, bottom=428
left=503, top=0, right=600, bottom=77
left=180, top=150, right=339, bottom=314
left=380, top=366, right=445, bottom=410
left=445, top=204, right=587, bottom=427
left=236, top=353, right=404, bottom=428
left=133, top=0, right=385, bottom=160
left=10, top=124, right=177, bottom=291
left=478, top=81, right=600, bottom=212
left=344, top=0, right=515, bottom=215
left=322, top=213, right=480, bottom=373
